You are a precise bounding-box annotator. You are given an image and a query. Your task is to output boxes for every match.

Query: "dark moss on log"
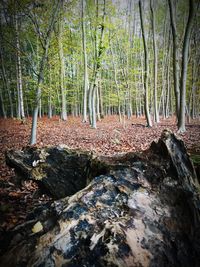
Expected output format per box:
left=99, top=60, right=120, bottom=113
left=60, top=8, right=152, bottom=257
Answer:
left=6, top=146, right=109, bottom=199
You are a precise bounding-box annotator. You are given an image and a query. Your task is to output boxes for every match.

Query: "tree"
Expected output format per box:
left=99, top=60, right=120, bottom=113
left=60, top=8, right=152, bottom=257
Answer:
left=138, top=0, right=152, bottom=127
left=89, top=0, right=106, bottom=128
left=0, top=17, right=13, bottom=118
left=81, top=0, right=89, bottom=123
left=168, top=0, right=180, bottom=118
left=30, top=0, right=61, bottom=145
left=58, top=0, right=67, bottom=121
left=178, top=0, right=195, bottom=133
left=15, top=12, right=25, bottom=120
left=150, top=0, right=159, bottom=123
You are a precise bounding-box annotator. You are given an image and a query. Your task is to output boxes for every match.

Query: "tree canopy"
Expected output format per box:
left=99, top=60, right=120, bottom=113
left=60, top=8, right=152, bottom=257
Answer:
left=0, top=0, right=199, bottom=143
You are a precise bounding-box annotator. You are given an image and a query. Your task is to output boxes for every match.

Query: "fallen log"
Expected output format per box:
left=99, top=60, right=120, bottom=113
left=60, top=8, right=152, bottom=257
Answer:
left=1, top=130, right=200, bottom=267
left=5, top=146, right=109, bottom=199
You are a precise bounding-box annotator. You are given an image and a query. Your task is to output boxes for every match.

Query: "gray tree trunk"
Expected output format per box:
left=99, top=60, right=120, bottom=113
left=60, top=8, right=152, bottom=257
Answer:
left=96, top=85, right=101, bottom=121
left=110, top=45, right=122, bottom=123
left=30, top=1, right=61, bottom=145
left=0, top=42, right=13, bottom=118
left=58, top=1, right=67, bottom=121
left=0, top=88, right=6, bottom=118
left=90, top=0, right=106, bottom=128
left=150, top=0, right=159, bottom=123
left=81, top=0, right=89, bottom=123
left=15, top=14, right=25, bottom=120
left=178, top=0, right=195, bottom=132
left=168, top=0, right=180, bottom=118
left=139, top=0, right=152, bottom=127
left=99, top=76, right=104, bottom=118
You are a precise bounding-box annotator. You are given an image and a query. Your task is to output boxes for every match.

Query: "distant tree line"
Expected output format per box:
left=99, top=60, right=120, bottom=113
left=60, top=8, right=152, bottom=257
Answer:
left=0, top=0, right=199, bottom=143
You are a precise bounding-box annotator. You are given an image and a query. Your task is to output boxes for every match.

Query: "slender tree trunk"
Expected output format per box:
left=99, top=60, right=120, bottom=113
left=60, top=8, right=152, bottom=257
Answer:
left=178, top=0, right=195, bottom=132
left=0, top=88, right=6, bottom=118
left=58, top=2, right=67, bottom=121
left=99, top=75, right=104, bottom=118
left=91, top=83, right=97, bottom=128
left=168, top=0, right=180, bottom=118
left=139, top=0, right=152, bottom=127
left=90, top=0, right=106, bottom=128
left=48, top=68, right=52, bottom=119
left=96, top=84, right=101, bottom=121
left=88, top=83, right=93, bottom=124
left=81, top=0, right=89, bottom=123
left=39, top=98, right=42, bottom=118
left=165, top=45, right=171, bottom=118
left=110, top=46, right=122, bottom=123
left=15, top=14, right=25, bottom=120
left=0, top=42, right=14, bottom=118
left=30, top=1, right=61, bottom=145
left=150, top=0, right=159, bottom=123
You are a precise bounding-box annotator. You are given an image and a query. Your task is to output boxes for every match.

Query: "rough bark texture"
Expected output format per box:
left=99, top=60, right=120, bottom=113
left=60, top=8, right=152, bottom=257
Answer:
left=1, top=130, right=200, bottom=267
left=5, top=146, right=108, bottom=199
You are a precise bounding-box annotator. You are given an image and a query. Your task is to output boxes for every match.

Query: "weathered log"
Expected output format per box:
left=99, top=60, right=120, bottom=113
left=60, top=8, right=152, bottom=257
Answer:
left=1, top=130, right=200, bottom=267
left=5, top=146, right=109, bottom=199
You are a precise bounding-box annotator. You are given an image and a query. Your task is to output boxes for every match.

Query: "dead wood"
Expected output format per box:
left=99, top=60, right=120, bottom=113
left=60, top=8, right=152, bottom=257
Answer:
left=1, top=130, right=200, bottom=267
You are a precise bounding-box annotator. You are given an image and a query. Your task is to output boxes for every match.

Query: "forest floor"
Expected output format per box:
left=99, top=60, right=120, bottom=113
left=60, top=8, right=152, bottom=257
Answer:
left=0, top=115, right=200, bottom=231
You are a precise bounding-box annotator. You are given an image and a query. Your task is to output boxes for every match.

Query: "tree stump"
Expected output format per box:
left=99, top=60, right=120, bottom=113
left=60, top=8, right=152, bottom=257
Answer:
left=1, top=130, right=200, bottom=267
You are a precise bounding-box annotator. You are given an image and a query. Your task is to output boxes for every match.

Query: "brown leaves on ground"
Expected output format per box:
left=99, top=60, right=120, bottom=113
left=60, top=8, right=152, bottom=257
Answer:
left=0, top=115, right=200, bottom=231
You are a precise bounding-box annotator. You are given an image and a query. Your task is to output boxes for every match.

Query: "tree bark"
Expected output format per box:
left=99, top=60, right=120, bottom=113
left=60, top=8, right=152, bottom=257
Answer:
left=15, top=14, right=25, bottom=120
left=58, top=1, right=67, bottom=121
left=178, top=0, right=195, bottom=133
left=168, top=0, right=180, bottom=118
left=139, top=0, right=152, bottom=127
left=0, top=88, right=6, bottom=118
left=30, top=1, right=61, bottom=145
left=110, top=45, right=122, bottom=123
left=150, top=0, right=159, bottom=123
left=0, top=41, right=13, bottom=118
left=81, top=0, right=89, bottom=123
left=90, top=0, right=106, bottom=128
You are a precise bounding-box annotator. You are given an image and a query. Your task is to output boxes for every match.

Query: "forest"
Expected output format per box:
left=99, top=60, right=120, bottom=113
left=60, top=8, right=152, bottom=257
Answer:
left=0, top=0, right=200, bottom=266
left=0, top=0, right=199, bottom=139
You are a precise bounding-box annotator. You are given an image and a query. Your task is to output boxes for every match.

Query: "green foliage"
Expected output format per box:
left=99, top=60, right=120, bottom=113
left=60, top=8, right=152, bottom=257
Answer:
left=0, top=0, right=199, bottom=119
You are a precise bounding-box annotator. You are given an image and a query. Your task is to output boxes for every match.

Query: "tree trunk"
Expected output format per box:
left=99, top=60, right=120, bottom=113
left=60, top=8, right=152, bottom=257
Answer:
left=168, top=0, right=180, bottom=118
left=96, top=85, right=101, bottom=121
left=165, top=45, right=171, bottom=118
left=139, top=0, right=152, bottom=127
left=81, top=0, right=89, bottom=123
left=90, top=0, right=106, bottom=128
left=178, top=0, right=195, bottom=133
left=88, top=83, right=93, bottom=124
left=91, top=82, right=97, bottom=128
left=0, top=42, right=13, bottom=118
left=0, top=88, right=6, bottom=118
left=110, top=45, right=122, bottom=123
left=15, top=14, right=25, bottom=120
left=150, top=0, right=159, bottom=123
left=99, top=75, right=104, bottom=118
left=30, top=1, right=61, bottom=145
left=58, top=2, right=67, bottom=121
